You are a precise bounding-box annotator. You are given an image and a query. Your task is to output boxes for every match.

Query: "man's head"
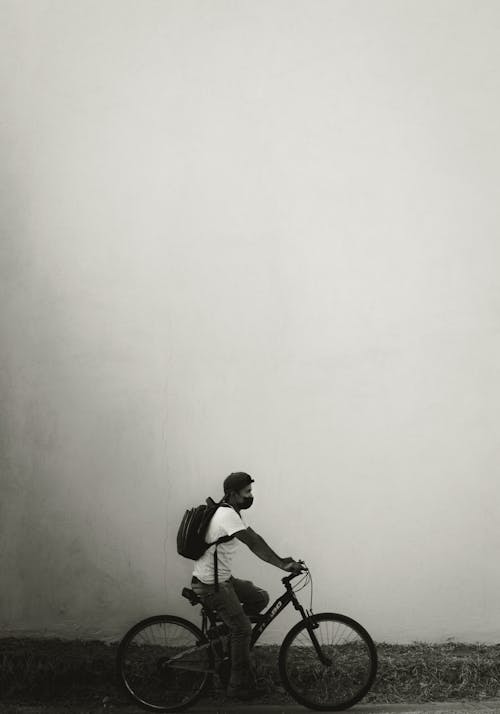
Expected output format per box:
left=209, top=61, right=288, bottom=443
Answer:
left=222, top=472, right=255, bottom=512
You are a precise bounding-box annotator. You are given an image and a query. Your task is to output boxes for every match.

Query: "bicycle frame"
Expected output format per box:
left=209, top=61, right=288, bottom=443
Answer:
left=200, top=572, right=331, bottom=666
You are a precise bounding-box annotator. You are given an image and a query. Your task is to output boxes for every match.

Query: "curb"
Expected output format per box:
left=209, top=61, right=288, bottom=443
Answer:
left=187, top=702, right=500, bottom=713
left=3, top=701, right=500, bottom=713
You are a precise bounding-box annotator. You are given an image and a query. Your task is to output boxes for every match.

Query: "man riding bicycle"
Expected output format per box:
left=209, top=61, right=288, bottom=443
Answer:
left=190, top=472, right=303, bottom=701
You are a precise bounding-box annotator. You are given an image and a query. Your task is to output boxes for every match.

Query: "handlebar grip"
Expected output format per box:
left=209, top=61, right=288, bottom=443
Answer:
left=281, top=563, right=307, bottom=581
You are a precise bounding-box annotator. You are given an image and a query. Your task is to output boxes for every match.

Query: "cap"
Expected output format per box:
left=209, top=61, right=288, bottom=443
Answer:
left=223, top=472, right=255, bottom=494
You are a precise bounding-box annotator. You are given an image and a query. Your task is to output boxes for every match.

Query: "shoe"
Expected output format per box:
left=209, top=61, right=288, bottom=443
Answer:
left=226, top=683, right=267, bottom=701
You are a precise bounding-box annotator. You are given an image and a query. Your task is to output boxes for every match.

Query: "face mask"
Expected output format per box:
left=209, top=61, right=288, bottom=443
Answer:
left=239, top=496, right=254, bottom=510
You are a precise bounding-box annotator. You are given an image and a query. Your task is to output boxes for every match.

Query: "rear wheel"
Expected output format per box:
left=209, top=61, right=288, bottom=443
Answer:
left=278, top=612, right=377, bottom=711
left=116, top=615, right=213, bottom=712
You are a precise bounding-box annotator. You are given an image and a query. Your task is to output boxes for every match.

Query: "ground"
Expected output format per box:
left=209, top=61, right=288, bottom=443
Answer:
left=1, top=639, right=500, bottom=712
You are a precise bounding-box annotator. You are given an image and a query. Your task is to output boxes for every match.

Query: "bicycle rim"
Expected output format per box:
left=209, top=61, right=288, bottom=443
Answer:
left=117, top=615, right=213, bottom=712
left=279, top=612, right=377, bottom=711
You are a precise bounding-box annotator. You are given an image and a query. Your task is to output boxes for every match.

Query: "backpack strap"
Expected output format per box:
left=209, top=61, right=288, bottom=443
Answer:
left=214, top=546, right=219, bottom=592
left=206, top=500, right=237, bottom=592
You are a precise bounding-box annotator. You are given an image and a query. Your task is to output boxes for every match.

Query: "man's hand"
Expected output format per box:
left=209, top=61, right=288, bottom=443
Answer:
left=281, top=558, right=304, bottom=573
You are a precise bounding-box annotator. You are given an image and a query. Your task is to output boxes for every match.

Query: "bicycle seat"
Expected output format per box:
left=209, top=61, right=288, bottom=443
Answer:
left=182, top=587, right=202, bottom=606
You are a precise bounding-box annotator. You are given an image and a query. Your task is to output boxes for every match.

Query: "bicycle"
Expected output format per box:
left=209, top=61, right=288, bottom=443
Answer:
left=116, top=561, right=377, bottom=712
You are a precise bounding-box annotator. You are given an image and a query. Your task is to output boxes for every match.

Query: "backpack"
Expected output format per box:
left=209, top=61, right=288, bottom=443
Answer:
left=177, top=497, right=235, bottom=561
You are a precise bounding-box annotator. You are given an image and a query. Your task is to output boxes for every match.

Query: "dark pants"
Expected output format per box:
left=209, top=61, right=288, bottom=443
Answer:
left=191, top=575, right=270, bottom=687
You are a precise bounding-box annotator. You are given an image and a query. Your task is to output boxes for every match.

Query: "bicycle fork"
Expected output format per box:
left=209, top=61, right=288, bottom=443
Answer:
left=291, top=593, right=332, bottom=667
left=304, top=610, right=332, bottom=666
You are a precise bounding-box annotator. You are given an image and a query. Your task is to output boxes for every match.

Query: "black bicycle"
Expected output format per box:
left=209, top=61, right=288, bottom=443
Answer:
left=116, top=561, right=377, bottom=712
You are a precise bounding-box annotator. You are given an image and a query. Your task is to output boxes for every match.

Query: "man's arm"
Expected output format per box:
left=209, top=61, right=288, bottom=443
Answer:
left=234, top=526, right=286, bottom=570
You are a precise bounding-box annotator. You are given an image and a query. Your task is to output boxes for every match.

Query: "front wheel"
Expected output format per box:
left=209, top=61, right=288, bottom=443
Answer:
left=279, top=612, right=377, bottom=711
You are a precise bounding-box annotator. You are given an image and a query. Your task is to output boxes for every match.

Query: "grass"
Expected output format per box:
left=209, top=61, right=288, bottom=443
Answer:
left=1, top=638, right=500, bottom=706
left=370, top=642, right=500, bottom=703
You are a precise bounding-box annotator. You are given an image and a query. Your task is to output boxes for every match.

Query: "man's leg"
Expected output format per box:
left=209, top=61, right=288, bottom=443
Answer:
left=191, top=578, right=254, bottom=691
left=229, top=576, right=270, bottom=616
left=228, top=576, right=271, bottom=683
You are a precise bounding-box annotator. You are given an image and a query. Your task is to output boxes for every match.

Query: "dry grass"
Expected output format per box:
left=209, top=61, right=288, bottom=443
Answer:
left=368, top=642, right=500, bottom=704
left=1, top=638, right=500, bottom=706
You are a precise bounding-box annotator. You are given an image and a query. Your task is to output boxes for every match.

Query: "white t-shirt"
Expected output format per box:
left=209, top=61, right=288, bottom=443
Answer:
left=192, top=504, right=248, bottom=584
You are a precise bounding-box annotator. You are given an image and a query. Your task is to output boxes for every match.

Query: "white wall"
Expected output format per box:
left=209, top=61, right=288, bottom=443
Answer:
left=1, top=0, right=499, bottom=644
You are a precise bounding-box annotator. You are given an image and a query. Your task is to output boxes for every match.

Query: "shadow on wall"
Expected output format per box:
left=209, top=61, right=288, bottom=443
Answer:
left=10, top=484, right=152, bottom=641
left=1, top=266, right=168, bottom=640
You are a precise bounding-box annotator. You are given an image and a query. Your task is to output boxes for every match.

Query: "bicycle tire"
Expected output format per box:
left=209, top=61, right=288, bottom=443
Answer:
left=278, top=612, right=377, bottom=711
left=116, top=615, right=214, bottom=712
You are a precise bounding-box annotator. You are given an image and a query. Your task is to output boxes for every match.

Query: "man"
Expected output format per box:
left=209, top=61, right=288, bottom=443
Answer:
left=190, top=472, right=303, bottom=701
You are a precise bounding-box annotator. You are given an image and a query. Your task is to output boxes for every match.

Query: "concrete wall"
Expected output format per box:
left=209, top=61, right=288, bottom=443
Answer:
left=1, top=0, right=499, bottom=644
